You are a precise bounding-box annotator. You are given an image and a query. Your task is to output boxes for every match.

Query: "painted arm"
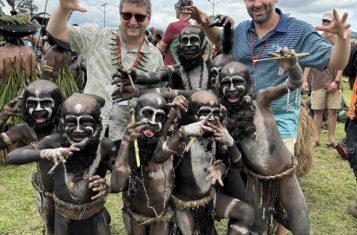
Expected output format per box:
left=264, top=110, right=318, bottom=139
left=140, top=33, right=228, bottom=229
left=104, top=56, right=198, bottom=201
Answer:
left=46, top=0, right=87, bottom=43
left=111, top=83, right=195, bottom=103
left=209, top=122, right=242, bottom=169
left=0, top=124, right=37, bottom=151
left=112, top=66, right=175, bottom=86
left=258, top=47, right=303, bottom=104
left=111, top=121, right=146, bottom=193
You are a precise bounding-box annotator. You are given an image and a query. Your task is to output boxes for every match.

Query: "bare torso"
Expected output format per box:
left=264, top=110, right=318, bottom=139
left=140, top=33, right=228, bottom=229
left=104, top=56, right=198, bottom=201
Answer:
left=240, top=99, right=293, bottom=176
left=0, top=44, right=36, bottom=86
left=128, top=158, right=173, bottom=217
left=174, top=138, right=214, bottom=199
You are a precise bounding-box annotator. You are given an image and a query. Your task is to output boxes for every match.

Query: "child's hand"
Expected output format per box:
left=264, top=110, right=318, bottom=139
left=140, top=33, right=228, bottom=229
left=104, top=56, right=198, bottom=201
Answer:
left=268, top=47, right=297, bottom=76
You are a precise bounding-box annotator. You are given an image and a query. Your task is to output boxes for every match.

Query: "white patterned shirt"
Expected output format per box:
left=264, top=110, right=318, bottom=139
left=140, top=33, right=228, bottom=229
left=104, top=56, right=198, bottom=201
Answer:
left=68, top=24, right=164, bottom=141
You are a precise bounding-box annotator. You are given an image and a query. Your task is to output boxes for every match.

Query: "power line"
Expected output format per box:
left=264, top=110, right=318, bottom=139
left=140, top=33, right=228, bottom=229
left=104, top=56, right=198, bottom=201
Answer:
left=97, top=2, right=109, bottom=27
left=207, top=0, right=220, bottom=17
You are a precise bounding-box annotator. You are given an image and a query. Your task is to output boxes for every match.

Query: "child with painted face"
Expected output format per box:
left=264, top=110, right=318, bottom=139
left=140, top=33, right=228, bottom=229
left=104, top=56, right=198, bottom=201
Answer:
left=4, top=80, right=64, bottom=234
left=216, top=48, right=310, bottom=234
left=161, top=90, right=254, bottom=235
left=9, top=93, right=115, bottom=235
left=111, top=92, right=180, bottom=235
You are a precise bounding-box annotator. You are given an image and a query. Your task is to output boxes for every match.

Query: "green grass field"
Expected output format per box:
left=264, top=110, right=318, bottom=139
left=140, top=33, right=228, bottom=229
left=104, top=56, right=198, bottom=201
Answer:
left=0, top=80, right=357, bottom=234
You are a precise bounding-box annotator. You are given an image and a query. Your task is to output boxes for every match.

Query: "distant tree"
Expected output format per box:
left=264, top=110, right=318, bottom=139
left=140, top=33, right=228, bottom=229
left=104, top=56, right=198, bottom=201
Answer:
left=0, top=1, right=5, bottom=16
left=4, top=0, right=37, bottom=16
left=17, top=0, right=38, bottom=16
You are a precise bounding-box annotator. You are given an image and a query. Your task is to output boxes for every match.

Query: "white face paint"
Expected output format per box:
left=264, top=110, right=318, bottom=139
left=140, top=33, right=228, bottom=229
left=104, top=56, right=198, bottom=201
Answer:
left=74, top=104, right=83, bottom=113
left=139, top=106, right=166, bottom=132
left=64, top=114, right=96, bottom=143
left=221, top=75, right=246, bottom=103
left=195, top=106, right=220, bottom=121
left=181, top=34, right=201, bottom=48
left=26, top=96, right=55, bottom=121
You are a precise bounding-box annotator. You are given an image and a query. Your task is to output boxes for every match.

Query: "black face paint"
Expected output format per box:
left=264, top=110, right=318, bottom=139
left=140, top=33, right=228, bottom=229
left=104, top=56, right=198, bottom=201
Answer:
left=26, top=97, right=55, bottom=124
left=21, top=80, right=64, bottom=137
left=135, top=93, right=168, bottom=138
left=220, top=75, right=248, bottom=104
left=59, top=94, right=102, bottom=146
left=177, top=26, right=207, bottom=71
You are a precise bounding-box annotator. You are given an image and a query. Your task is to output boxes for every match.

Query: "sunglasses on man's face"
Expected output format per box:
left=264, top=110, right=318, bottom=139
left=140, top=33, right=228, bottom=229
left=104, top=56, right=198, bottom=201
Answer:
left=120, top=12, right=147, bottom=22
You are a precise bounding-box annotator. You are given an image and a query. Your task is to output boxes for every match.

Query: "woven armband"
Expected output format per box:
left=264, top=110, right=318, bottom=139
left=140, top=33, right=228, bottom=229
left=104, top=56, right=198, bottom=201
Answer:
left=1, top=133, right=13, bottom=147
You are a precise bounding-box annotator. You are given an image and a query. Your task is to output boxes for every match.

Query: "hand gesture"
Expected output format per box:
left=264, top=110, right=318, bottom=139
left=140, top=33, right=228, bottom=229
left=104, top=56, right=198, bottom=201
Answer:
left=112, top=68, right=139, bottom=102
left=206, top=160, right=224, bottom=186
left=209, top=15, right=234, bottom=30
left=167, top=95, right=188, bottom=119
left=268, top=47, right=297, bottom=76
left=0, top=97, right=20, bottom=124
left=88, top=175, right=108, bottom=200
left=40, top=146, right=80, bottom=165
left=180, top=114, right=215, bottom=137
left=59, top=0, right=87, bottom=12
left=123, top=120, right=147, bottom=143
left=181, top=5, right=209, bottom=26
left=315, top=10, right=350, bottom=39
left=208, top=120, right=234, bottom=147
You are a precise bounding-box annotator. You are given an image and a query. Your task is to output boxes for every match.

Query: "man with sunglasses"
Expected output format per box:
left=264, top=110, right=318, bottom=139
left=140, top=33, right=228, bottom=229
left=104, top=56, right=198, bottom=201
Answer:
left=46, top=0, right=163, bottom=151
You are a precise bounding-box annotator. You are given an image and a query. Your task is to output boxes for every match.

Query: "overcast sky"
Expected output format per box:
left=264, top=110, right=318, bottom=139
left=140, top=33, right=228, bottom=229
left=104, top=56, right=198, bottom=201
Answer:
left=14, top=0, right=357, bottom=31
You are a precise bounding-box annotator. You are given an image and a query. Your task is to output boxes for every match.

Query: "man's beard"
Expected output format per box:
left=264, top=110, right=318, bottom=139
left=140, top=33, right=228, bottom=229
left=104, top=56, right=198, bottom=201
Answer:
left=220, top=94, right=256, bottom=143
left=61, top=135, right=100, bottom=176
left=178, top=49, right=203, bottom=71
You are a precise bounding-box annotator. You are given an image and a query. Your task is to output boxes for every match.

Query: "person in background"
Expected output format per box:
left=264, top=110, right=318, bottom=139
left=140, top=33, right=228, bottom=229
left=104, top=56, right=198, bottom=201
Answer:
left=335, top=42, right=357, bottom=159
left=303, top=12, right=343, bottom=148
left=46, top=0, right=164, bottom=152
left=156, top=0, right=192, bottom=65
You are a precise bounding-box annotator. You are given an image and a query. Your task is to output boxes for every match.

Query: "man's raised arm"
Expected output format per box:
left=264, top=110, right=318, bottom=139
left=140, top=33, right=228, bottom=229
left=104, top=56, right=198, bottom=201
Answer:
left=46, top=0, right=87, bottom=43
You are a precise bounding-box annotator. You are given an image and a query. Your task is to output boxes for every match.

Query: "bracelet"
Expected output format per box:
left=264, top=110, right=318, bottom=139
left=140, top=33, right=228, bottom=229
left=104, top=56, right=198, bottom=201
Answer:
left=1, top=132, right=13, bottom=146
left=334, top=80, right=341, bottom=84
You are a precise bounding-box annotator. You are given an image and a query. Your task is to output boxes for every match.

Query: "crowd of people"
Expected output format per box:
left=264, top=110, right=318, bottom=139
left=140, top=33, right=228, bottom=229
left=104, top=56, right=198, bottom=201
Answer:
left=0, top=0, right=356, bottom=234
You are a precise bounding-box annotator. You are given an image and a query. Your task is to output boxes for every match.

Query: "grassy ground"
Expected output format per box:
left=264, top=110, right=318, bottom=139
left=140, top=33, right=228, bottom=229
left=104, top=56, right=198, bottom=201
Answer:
left=0, top=81, right=356, bottom=234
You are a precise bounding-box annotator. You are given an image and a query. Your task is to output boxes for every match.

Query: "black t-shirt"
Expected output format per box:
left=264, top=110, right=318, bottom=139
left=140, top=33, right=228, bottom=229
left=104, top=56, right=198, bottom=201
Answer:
left=343, top=45, right=357, bottom=78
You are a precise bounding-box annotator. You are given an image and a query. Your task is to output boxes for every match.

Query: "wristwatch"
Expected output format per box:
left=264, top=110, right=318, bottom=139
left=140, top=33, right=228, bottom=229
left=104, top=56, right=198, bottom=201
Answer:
left=334, top=80, right=341, bottom=85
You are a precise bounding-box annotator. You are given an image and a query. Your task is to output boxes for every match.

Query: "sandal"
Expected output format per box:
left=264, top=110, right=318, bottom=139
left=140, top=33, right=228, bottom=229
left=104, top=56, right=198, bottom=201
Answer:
left=335, top=144, right=348, bottom=160
left=326, top=142, right=336, bottom=148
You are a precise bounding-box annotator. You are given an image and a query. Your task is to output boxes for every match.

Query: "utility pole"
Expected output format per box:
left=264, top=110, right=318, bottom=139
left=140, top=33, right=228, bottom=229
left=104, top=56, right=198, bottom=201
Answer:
left=207, top=0, right=220, bottom=17
left=97, top=3, right=108, bottom=27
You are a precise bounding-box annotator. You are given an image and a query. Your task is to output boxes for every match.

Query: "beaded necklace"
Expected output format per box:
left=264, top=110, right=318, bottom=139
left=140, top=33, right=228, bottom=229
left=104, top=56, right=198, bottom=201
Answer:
left=116, top=34, right=145, bottom=70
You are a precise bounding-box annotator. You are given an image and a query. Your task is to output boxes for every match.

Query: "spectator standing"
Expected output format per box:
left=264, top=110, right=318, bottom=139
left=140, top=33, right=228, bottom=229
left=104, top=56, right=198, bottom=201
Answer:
left=46, top=0, right=164, bottom=149
left=303, top=12, right=343, bottom=147
left=157, top=0, right=191, bottom=65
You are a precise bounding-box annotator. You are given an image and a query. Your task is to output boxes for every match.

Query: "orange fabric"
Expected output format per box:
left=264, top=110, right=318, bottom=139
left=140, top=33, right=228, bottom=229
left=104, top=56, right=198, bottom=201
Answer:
left=348, top=76, right=357, bottom=120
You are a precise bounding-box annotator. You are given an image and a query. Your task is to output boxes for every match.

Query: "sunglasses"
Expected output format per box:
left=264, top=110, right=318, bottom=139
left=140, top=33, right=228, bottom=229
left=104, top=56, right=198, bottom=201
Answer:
left=120, top=12, right=147, bottom=22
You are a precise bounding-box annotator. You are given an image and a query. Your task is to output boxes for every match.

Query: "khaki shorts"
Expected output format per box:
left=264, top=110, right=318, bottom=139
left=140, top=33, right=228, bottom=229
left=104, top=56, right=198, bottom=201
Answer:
left=311, top=89, right=342, bottom=110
